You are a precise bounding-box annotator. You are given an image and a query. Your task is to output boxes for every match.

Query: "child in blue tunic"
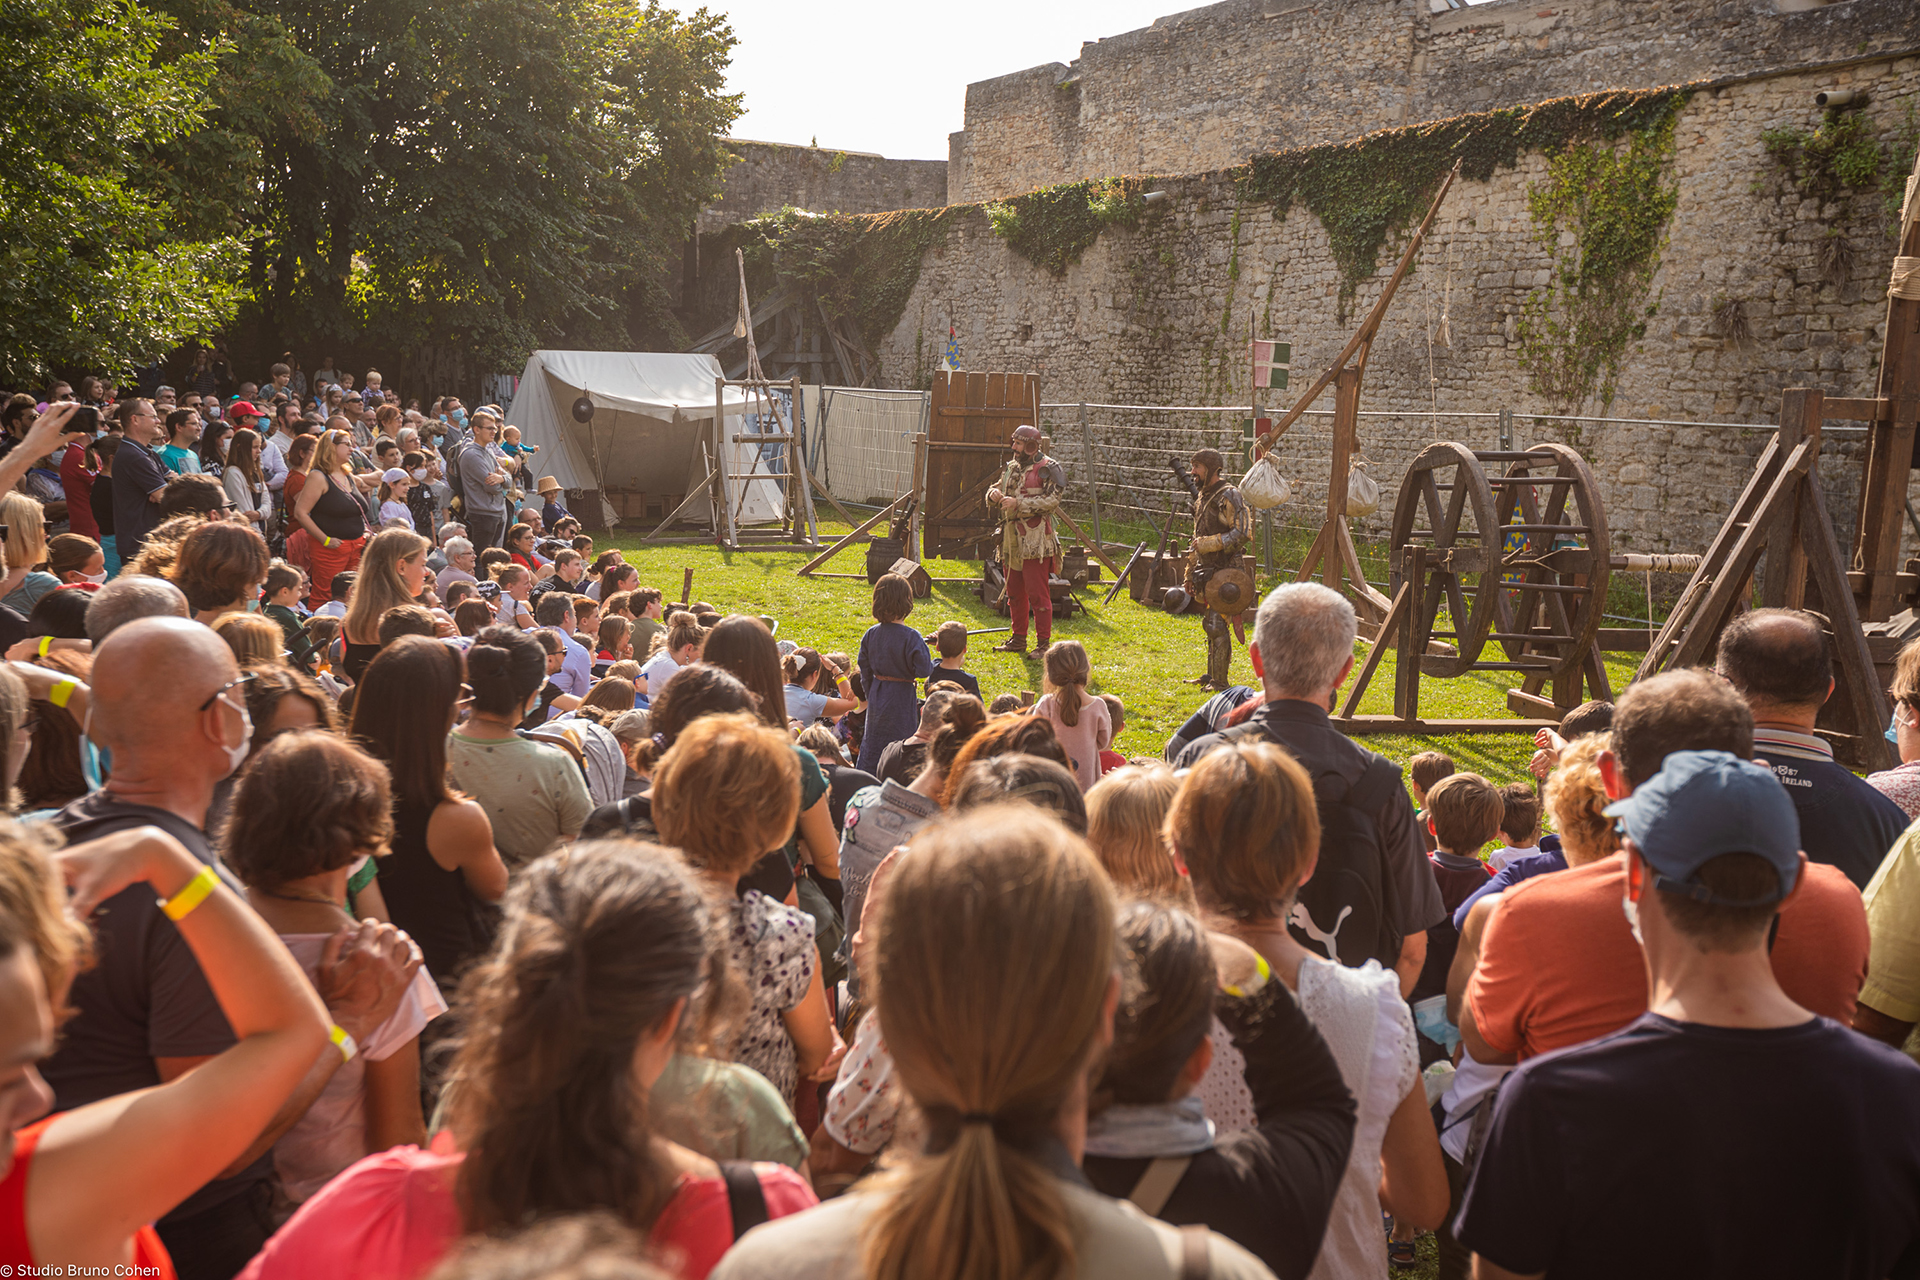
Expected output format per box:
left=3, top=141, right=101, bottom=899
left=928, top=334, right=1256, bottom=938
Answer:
left=856, top=573, right=934, bottom=773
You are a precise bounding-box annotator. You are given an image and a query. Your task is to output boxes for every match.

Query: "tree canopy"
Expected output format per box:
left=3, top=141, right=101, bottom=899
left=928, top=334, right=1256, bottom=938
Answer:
left=0, top=0, right=742, bottom=390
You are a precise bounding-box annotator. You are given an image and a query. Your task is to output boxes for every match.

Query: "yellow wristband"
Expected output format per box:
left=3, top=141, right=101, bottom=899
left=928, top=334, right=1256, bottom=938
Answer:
left=159, top=865, right=220, bottom=922
left=48, top=679, right=76, bottom=709
left=329, top=1023, right=359, bottom=1064
left=36, top=636, right=51, bottom=658
left=1222, top=951, right=1273, bottom=999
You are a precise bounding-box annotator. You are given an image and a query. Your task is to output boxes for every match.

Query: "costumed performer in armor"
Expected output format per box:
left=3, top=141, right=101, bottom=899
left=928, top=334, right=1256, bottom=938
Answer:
left=984, top=423, right=1066, bottom=655
left=1174, top=447, right=1252, bottom=690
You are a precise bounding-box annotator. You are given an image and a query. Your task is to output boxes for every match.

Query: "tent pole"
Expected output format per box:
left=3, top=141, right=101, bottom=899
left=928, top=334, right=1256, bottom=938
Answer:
left=714, top=377, right=736, bottom=548
left=794, top=375, right=820, bottom=545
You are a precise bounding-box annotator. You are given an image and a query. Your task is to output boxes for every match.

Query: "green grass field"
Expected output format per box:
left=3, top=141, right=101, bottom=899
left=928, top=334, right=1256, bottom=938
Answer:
left=608, top=517, right=1645, bottom=791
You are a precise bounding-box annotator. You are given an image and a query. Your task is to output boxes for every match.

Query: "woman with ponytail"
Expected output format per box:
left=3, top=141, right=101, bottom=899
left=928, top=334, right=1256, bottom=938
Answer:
left=781, top=647, right=860, bottom=727
left=714, top=806, right=1271, bottom=1280
left=240, top=842, right=818, bottom=1280
left=1033, top=639, right=1109, bottom=792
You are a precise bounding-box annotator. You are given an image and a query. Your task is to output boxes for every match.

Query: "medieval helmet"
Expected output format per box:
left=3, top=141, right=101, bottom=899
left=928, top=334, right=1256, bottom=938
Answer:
left=1162, top=586, right=1193, bottom=614
left=1191, top=447, right=1225, bottom=477
left=1011, top=424, right=1042, bottom=449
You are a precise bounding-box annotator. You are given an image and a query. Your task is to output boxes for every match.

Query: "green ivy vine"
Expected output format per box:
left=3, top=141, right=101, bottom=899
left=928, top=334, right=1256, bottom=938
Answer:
left=984, top=178, right=1152, bottom=275
left=1239, top=87, right=1693, bottom=313
left=1513, top=110, right=1680, bottom=411
left=1764, top=102, right=1920, bottom=229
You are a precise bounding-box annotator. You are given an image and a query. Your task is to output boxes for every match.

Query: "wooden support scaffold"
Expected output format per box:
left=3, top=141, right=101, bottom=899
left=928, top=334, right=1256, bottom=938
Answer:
left=699, top=250, right=845, bottom=554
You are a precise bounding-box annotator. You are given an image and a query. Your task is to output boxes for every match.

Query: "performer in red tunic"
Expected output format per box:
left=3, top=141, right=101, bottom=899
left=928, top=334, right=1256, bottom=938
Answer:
left=984, top=424, right=1066, bottom=655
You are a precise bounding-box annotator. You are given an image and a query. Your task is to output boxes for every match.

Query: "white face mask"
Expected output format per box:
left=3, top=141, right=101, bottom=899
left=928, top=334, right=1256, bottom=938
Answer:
left=79, top=570, right=106, bottom=584
left=216, top=692, right=253, bottom=777
left=1621, top=893, right=1644, bottom=947
left=410, top=467, right=428, bottom=481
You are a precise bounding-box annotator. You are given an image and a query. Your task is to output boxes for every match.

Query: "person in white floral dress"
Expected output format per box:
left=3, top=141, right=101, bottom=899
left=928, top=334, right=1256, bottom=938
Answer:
left=651, top=709, right=844, bottom=1105
left=1170, top=737, right=1452, bottom=1280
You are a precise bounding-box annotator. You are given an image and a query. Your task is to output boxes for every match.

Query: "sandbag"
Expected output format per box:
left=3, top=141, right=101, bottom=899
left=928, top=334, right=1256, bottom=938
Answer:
left=1240, top=454, right=1292, bottom=509
left=1346, top=458, right=1380, bottom=518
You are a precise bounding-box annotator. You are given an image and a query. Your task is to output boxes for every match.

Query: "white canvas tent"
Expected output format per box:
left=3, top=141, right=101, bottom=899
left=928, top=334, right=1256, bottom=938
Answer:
left=508, top=350, right=784, bottom=530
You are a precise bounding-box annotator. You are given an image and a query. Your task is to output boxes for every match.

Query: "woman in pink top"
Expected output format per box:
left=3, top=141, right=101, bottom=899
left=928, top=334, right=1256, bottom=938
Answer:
left=240, top=841, right=816, bottom=1280
left=1030, top=640, right=1110, bottom=791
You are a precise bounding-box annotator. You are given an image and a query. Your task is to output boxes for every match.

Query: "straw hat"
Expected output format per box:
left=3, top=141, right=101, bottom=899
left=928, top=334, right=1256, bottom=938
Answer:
left=537, top=476, right=562, bottom=496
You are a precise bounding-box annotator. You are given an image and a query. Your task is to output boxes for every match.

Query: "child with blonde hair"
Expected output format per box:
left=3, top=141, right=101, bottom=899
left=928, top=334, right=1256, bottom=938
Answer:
left=1031, top=639, right=1110, bottom=791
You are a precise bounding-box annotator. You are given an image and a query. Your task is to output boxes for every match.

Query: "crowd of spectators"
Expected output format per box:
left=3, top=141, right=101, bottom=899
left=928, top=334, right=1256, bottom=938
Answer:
left=0, top=364, right=1915, bottom=1280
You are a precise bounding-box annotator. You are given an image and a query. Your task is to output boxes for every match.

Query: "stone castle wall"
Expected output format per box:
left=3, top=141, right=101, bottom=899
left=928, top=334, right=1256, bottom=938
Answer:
left=698, top=140, right=947, bottom=234
left=878, top=57, right=1920, bottom=559
left=948, top=0, right=1920, bottom=203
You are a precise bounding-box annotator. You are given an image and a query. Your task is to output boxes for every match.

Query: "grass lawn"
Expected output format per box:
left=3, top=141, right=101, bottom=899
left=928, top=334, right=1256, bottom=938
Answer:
left=608, top=517, right=1644, bottom=792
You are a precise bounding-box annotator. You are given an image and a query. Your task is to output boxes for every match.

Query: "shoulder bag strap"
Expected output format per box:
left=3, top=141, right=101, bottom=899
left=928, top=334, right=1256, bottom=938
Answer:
left=720, top=1161, right=769, bottom=1242
left=1126, top=1154, right=1193, bottom=1217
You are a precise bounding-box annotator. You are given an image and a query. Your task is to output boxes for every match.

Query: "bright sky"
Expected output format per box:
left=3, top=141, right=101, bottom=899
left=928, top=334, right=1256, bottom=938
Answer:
left=670, top=0, right=1187, bottom=161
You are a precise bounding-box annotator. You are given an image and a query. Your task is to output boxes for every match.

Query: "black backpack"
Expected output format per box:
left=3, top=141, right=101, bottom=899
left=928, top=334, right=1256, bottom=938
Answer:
left=443, top=440, right=468, bottom=505
left=1218, top=723, right=1405, bottom=970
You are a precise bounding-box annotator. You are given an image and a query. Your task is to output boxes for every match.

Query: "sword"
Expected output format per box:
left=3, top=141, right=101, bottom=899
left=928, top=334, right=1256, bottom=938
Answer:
left=1103, top=541, right=1149, bottom=606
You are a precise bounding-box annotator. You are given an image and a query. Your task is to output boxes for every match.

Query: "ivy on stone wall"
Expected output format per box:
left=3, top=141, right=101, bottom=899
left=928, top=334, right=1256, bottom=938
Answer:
left=984, top=178, right=1152, bottom=275
left=1763, top=102, right=1920, bottom=231
left=1513, top=110, right=1681, bottom=411
left=1239, top=88, right=1693, bottom=313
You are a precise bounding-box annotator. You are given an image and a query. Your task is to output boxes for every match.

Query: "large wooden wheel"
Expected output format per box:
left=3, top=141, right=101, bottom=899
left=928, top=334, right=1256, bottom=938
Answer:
left=1491, top=444, right=1611, bottom=682
left=1389, top=442, right=1500, bottom=678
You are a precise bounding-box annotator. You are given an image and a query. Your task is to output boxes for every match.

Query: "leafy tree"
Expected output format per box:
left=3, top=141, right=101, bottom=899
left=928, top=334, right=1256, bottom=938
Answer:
left=0, top=0, right=245, bottom=385
left=247, top=0, right=742, bottom=392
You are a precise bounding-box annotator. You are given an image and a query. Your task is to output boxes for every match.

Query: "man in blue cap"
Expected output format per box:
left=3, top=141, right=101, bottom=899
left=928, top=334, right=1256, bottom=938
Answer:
left=1457, top=749, right=1920, bottom=1280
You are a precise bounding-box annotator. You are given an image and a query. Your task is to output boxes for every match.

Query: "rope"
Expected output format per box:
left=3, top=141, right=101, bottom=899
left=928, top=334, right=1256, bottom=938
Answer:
left=1891, top=256, right=1920, bottom=302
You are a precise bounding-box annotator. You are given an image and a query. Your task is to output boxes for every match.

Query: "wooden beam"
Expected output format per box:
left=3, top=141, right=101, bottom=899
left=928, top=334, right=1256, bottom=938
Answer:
left=1052, top=508, right=1123, bottom=578
left=1339, top=580, right=1410, bottom=718
left=1335, top=715, right=1562, bottom=736
left=1666, top=439, right=1816, bottom=671
left=1799, top=471, right=1897, bottom=771
left=1761, top=388, right=1820, bottom=609
left=796, top=492, right=910, bottom=575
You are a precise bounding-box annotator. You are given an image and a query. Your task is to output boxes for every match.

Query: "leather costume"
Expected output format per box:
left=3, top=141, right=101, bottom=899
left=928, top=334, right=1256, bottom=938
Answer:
left=1186, top=475, right=1252, bottom=689
left=989, top=450, right=1065, bottom=648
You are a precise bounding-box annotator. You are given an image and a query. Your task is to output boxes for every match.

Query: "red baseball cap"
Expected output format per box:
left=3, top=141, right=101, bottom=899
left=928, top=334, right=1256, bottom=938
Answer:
left=228, top=401, right=261, bottom=419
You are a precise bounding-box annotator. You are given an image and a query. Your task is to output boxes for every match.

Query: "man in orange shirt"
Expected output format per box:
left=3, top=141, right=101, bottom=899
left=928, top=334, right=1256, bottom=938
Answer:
left=1460, top=668, right=1868, bottom=1066
left=1457, top=749, right=1920, bottom=1280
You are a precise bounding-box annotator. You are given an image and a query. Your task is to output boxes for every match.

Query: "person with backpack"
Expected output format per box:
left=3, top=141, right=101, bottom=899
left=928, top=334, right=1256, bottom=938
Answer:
left=1174, top=582, right=1445, bottom=996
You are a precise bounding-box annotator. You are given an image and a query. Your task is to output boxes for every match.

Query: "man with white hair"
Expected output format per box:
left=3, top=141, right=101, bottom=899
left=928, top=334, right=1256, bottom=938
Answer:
left=436, top=535, right=478, bottom=598
left=1174, top=581, right=1443, bottom=990
left=427, top=520, right=466, bottom=573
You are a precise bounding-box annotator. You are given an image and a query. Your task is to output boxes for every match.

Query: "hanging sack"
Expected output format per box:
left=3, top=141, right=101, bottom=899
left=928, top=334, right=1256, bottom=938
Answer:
left=1240, top=454, right=1292, bottom=510
left=1346, top=457, right=1380, bottom=518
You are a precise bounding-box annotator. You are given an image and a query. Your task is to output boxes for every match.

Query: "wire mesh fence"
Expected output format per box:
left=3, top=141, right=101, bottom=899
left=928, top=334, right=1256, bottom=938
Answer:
left=806, top=387, right=928, bottom=508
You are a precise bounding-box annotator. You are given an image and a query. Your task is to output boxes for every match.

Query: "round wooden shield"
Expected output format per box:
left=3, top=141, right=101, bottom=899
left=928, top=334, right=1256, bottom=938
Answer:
left=1206, top=568, right=1257, bottom=616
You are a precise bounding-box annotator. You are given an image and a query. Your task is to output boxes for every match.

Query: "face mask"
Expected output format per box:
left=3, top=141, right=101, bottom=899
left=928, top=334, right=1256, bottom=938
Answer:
left=1621, top=893, right=1644, bottom=947
left=217, top=692, right=253, bottom=777
left=410, top=467, right=428, bottom=481
left=79, top=570, right=106, bottom=584
left=452, top=410, right=467, bottom=427
left=245, top=597, right=260, bottom=613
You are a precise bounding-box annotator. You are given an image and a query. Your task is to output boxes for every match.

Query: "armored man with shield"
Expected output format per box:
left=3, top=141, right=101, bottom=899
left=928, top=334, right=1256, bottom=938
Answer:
left=1179, top=448, right=1253, bottom=689
left=984, top=424, right=1065, bottom=654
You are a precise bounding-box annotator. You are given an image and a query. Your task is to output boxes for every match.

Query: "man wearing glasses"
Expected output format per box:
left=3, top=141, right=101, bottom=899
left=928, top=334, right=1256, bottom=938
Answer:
left=111, top=399, right=172, bottom=558
left=44, top=618, right=420, bottom=1277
